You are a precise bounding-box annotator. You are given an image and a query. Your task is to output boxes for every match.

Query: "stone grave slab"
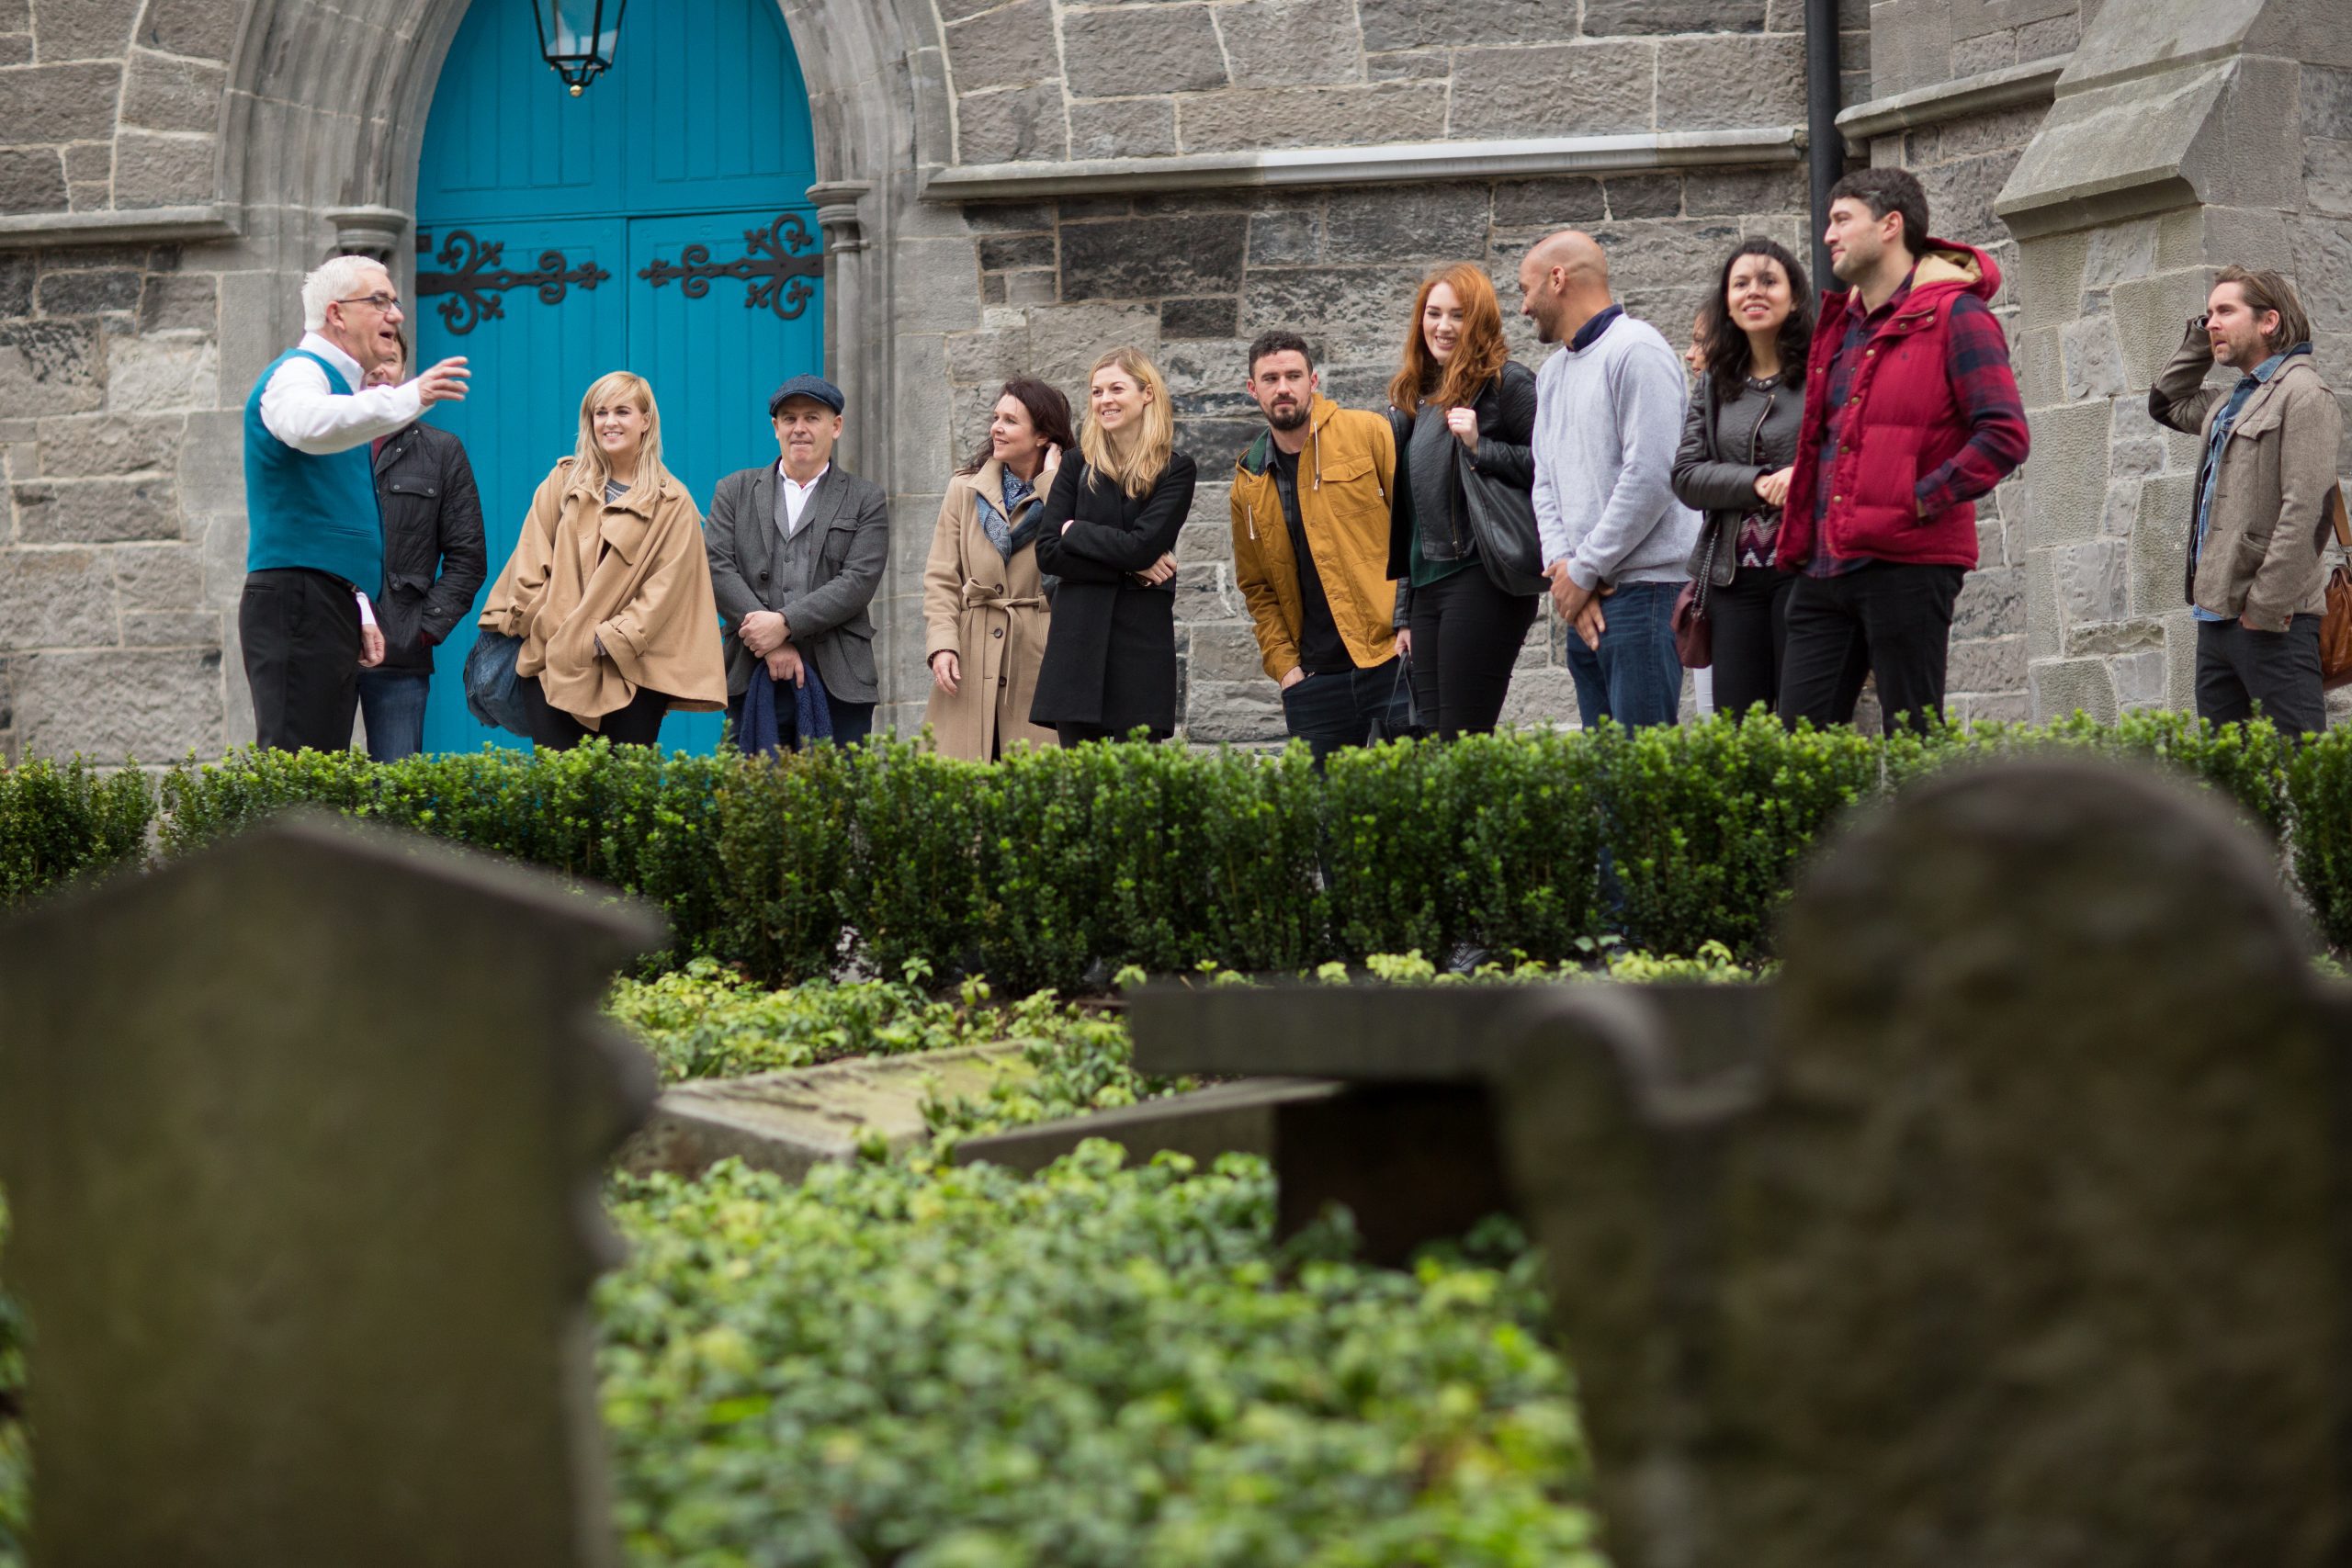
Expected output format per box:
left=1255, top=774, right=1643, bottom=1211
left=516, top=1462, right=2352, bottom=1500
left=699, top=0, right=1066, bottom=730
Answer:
left=622, top=1043, right=1030, bottom=1180
left=952, top=1076, right=1340, bottom=1175
left=0, top=813, right=660, bottom=1568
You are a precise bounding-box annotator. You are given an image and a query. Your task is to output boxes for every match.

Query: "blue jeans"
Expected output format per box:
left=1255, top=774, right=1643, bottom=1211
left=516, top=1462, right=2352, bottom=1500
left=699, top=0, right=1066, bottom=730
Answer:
left=1280, top=658, right=1416, bottom=763
left=1565, top=580, right=1682, bottom=731
left=356, top=670, right=431, bottom=761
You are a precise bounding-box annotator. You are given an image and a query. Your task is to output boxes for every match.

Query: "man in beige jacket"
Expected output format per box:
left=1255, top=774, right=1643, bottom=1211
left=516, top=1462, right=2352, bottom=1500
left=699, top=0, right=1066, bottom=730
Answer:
left=2149, top=266, right=2343, bottom=737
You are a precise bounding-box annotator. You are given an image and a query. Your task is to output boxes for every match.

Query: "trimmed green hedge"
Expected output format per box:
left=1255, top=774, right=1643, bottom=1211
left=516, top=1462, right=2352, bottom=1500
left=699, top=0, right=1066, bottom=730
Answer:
left=4, top=709, right=2339, bottom=983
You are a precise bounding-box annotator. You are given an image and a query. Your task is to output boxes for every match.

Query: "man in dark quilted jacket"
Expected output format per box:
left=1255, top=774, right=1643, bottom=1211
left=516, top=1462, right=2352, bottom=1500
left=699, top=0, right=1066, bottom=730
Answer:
left=1777, top=167, right=2029, bottom=735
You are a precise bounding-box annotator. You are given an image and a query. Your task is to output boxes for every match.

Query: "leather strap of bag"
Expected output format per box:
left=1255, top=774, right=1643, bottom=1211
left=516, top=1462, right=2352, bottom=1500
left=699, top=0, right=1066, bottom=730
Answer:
left=2330, top=483, right=2349, bottom=550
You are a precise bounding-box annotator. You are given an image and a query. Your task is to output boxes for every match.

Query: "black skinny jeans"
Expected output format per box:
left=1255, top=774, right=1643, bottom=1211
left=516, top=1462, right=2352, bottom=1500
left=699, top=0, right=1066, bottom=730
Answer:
left=1778, top=562, right=1966, bottom=736
left=519, top=673, right=672, bottom=750
left=1406, top=566, right=1541, bottom=739
left=1707, top=566, right=1794, bottom=720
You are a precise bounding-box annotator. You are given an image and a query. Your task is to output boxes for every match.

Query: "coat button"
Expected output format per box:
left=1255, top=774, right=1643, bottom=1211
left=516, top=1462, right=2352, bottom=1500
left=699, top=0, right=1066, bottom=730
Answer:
left=758, top=570, right=769, bottom=581
left=993, top=627, right=1004, bottom=637
left=999, top=676, right=1007, bottom=687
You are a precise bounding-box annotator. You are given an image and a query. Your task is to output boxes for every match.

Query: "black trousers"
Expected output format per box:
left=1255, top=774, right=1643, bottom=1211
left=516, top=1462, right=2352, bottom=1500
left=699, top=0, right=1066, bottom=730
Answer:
left=1407, top=567, right=1541, bottom=740
left=1056, top=721, right=1172, bottom=745
left=2196, top=615, right=2326, bottom=737
left=1708, top=566, right=1794, bottom=720
left=241, top=568, right=362, bottom=753
left=1779, top=562, right=1966, bottom=736
left=519, top=674, right=672, bottom=750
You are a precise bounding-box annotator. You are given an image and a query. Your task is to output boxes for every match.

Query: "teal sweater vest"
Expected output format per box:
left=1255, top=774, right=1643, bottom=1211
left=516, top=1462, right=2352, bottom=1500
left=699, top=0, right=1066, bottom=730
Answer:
left=243, top=348, right=385, bottom=598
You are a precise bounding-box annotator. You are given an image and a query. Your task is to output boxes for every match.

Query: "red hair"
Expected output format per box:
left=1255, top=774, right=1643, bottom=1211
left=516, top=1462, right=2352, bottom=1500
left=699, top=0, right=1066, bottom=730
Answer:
left=1386, top=263, right=1510, bottom=412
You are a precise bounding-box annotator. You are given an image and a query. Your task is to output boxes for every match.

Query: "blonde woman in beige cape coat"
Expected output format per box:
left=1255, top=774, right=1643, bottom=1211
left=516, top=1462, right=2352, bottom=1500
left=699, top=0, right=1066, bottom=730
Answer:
left=922, top=378, right=1077, bottom=760
left=479, top=371, right=726, bottom=747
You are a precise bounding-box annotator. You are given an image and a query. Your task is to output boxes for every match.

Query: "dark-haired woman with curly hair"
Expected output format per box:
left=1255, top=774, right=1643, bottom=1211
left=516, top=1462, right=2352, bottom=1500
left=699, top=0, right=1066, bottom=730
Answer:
left=1385, top=263, right=1543, bottom=739
left=1670, top=237, right=1815, bottom=718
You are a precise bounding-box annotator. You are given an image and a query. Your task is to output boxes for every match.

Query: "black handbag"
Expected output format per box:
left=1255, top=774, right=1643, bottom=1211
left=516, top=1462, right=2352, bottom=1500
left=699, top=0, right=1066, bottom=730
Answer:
left=1456, top=459, right=1548, bottom=598
left=1366, top=652, right=1422, bottom=744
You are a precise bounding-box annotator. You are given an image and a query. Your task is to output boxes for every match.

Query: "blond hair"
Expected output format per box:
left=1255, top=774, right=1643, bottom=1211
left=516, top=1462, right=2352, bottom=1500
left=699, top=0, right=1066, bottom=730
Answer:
left=569, top=370, right=666, bottom=496
left=1078, top=346, right=1175, bottom=501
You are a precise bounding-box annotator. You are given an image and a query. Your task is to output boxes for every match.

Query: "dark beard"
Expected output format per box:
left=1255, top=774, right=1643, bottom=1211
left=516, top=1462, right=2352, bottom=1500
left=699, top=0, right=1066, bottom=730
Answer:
left=1266, top=402, right=1308, bottom=433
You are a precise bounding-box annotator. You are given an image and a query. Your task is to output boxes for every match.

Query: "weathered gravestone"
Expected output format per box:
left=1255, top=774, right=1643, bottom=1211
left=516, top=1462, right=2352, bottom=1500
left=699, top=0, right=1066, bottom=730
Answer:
left=0, top=814, right=661, bottom=1568
left=1134, top=760, right=2352, bottom=1566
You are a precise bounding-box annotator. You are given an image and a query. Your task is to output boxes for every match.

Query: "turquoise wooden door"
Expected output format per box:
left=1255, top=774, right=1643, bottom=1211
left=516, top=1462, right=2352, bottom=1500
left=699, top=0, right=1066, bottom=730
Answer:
left=413, top=0, right=821, bottom=755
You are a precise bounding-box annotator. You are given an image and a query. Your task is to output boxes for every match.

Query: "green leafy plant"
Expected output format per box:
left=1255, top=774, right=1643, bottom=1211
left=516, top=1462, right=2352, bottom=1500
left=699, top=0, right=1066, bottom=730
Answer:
left=0, top=758, right=152, bottom=911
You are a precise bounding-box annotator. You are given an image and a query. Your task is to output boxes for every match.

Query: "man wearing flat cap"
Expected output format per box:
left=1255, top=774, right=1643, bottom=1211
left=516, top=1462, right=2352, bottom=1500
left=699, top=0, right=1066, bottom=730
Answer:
left=706, top=374, right=891, bottom=744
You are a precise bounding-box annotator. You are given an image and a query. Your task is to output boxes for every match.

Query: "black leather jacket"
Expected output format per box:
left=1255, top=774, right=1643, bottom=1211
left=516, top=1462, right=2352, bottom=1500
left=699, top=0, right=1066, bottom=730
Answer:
left=1386, top=358, right=1541, bottom=613
left=370, top=421, right=487, bottom=673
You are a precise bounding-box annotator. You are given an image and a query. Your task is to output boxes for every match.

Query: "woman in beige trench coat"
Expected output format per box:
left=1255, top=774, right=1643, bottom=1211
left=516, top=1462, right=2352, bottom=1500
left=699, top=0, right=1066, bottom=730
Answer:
left=922, top=378, right=1079, bottom=759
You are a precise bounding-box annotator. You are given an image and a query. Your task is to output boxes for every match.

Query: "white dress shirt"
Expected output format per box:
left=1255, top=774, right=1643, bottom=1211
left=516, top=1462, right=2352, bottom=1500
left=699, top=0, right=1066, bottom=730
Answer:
left=777, top=461, right=830, bottom=537
left=257, top=332, right=423, bottom=456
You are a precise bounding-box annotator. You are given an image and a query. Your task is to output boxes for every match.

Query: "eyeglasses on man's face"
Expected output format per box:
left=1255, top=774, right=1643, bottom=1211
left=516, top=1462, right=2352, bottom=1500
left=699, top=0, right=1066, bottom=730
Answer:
left=334, top=292, right=403, bottom=314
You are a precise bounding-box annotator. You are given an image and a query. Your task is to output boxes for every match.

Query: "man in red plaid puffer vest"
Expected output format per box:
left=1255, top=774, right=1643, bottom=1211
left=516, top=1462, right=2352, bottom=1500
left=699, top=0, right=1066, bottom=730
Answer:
left=1778, top=168, right=2029, bottom=735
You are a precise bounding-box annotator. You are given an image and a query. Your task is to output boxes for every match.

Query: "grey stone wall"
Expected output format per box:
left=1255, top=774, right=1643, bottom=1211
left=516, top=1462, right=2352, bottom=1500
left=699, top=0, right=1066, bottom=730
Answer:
left=0, top=0, right=232, bottom=216
left=1996, top=0, right=2352, bottom=721
left=931, top=0, right=1845, bottom=167
left=933, top=166, right=1810, bottom=740
left=0, top=241, right=232, bottom=763
left=1867, top=0, right=2082, bottom=96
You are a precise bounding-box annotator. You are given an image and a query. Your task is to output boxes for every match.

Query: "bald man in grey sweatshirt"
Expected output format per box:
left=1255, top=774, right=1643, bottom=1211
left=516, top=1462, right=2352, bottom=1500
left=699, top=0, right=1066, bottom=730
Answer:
left=1520, top=231, right=1701, bottom=731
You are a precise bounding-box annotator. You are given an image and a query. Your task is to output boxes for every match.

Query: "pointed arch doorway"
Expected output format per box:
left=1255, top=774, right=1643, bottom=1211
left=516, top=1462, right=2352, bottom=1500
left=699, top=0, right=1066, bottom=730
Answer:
left=412, top=0, right=823, bottom=754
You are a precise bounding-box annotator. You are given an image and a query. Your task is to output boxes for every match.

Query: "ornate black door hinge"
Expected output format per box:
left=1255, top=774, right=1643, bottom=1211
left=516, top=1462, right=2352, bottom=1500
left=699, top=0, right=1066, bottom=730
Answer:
left=637, top=212, right=822, bottom=321
left=415, top=230, right=613, bottom=335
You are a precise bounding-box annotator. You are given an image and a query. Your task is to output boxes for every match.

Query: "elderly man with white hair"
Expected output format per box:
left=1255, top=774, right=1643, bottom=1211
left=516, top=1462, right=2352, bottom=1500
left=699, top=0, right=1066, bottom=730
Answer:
left=241, top=254, right=469, bottom=751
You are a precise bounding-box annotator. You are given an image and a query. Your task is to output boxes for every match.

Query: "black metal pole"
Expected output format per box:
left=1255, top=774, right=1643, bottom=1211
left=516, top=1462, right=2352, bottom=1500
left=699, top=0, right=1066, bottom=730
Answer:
left=1804, top=0, right=1846, bottom=296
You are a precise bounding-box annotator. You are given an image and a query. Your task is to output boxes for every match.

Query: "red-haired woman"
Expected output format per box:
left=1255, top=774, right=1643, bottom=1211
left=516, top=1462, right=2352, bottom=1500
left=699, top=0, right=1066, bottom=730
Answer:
left=1385, top=263, right=1543, bottom=739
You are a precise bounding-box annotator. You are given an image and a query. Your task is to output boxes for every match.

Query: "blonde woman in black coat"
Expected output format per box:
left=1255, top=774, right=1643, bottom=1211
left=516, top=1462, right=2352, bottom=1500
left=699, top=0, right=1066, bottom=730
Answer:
left=1030, top=346, right=1196, bottom=744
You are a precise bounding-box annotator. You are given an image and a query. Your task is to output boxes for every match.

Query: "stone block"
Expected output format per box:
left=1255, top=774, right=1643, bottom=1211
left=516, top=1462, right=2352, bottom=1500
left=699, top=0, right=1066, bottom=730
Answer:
left=1188, top=618, right=1270, bottom=682
left=2216, top=55, right=2305, bottom=214
left=1654, top=34, right=1805, bottom=130
left=1184, top=677, right=1284, bottom=741
left=962, top=201, right=1055, bottom=234
left=111, top=539, right=200, bottom=608
left=2016, top=323, right=2063, bottom=408
left=1358, top=0, right=1561, bottom=51
left=14, top=477, right=178, bottom=543
left=136, top=0, right=238, bottom=60
left=2307, top=62, right=2352, bottom=139
left=1175, top=414, right=1260, bottom=471
left=106, top=330, right=217, bottom=412
left=1061, top=213, right=1247, bottom=301
left=0, top=63, right=120, bottom=142
left=1491, top=176, right=1608, bottom=229
left=1947, top=634, right=2026, bottom=694
left=1603, top=174, right=1681, bottom=219
left=35, top=266, right=143, bottom=316
left=138, top=271, right=215, bottom=333
left=1027, top=299, right=1159, bottom=387
left=111, top=129, right=213, bottom=211
left=1003, top=269, right=1057, bottom=305
left=1248, top=209, right=1322, bottom=266
left=976, top=231, right=1054, bottom=273
left=2130, top=472, right=2195, bottom=615
left=1499, top=664, right=1578, bottom=729
left=0, top=250, right=33, bottom=315
left=1451, top=43, right=1654, bottom=139
left=1239, top=264, right=1426, bottom=349
left=1179, top=82, right=1445, bottom=153
left=1586, top=0, right=1764, bottom=33
left=2020, top=399, right=2111, bottom=547
left=944, top=324, right=1029, bottom=390
left=1324, top=185, right=1492, bottom=265
left=2109, top=646, right=2167, bottom=708
left=1915, top=149, right=2014, bottom=250
left=1163, top=296, right=1238, bottom=339
left=120, top=608, right=216, bottom=645
left=2111, top=266, right=2220, bottom=389
left=2028, top=654, right=2117, bottom=721
left=1365, top=47, right=1447, bottom=80
left=1061, top=6, right=1226, bottom=98
left=120, top=47, right=224, bottom=132
left=2060, top=613, right=2165, bottom=659
left=213, top=268, right=286, bottom=400
left=0, top=146, right=63, bottom=214
left=1953, top=563, right=2023, bottom=640
left=957, top=84, right=1066, bottom=164
left=38, top=412, right=177, bottom=477
left=2100, top=477, right=2143, bottom=537
left=2014, top=230, right=2088, bottom=332
left=34, top=0, right=137, bottom=60
left=1069, top=96, right=1175, bottom=159
left=2058, top=314, right=2124, bottom=401
left=0, top=545, right=113, bottom=646
left=2053, top=538, right=2127, bottom=625
left=1679, top=164, right=1804, bottom=218
left=2080, top=216, right=2160, bottom=290
left=2308, top=138, right=2352, bottom=220
left=13, top=644, right=220, bottom=756
left=944, top=0, right=1056, bottom=93
left=175, top=408, right=241, bottom=513
left=2290, top=213, right=2352, bottom=333
left=1219, top=0, right=1363, bottom=87
left=2023, top=545, right=2060, bottom=659
left=0, top=322, right=98, bottom=414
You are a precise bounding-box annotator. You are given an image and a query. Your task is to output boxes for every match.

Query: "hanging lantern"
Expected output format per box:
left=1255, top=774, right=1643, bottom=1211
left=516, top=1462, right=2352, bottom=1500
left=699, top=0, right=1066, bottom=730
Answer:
left=531, top=0, right=628, bottom=96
